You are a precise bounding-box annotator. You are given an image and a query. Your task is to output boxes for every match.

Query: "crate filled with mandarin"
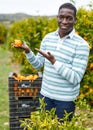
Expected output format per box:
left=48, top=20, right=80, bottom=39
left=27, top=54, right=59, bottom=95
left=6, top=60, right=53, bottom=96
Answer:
left=8, top=72, right=42, bottom=130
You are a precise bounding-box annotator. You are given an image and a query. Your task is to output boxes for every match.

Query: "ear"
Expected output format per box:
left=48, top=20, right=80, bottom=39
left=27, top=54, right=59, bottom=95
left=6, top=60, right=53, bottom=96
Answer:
left=56, top=15, right=58, bottom=18
left=74, top=17, right=77, bottom=24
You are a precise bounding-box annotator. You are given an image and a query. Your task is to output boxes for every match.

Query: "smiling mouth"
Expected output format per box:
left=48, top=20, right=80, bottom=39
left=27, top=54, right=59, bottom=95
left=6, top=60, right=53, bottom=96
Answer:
left=61, top=26, right=68, bottom=30
left=60, top=24, right=69, bottom=29
left=62, top=26, right=67, bottom=28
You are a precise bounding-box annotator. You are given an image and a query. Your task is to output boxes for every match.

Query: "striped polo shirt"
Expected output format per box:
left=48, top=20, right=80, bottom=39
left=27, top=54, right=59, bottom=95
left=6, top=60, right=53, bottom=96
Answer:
left=26, top=29, right=90, bottom=101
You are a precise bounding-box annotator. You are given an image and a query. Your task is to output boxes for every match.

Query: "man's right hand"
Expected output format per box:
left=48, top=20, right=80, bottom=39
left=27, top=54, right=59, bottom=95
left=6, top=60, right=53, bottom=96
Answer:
left=13, top=41, right=31, bottom=53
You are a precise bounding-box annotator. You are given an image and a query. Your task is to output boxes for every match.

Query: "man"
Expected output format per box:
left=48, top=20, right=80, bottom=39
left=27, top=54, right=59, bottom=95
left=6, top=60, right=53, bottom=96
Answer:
left=14, top=3, right=90, bottom=121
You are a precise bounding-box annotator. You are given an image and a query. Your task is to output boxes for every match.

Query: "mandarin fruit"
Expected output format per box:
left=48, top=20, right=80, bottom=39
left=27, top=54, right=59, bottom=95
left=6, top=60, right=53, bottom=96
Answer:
left=14, top=39, right=22, bottom=47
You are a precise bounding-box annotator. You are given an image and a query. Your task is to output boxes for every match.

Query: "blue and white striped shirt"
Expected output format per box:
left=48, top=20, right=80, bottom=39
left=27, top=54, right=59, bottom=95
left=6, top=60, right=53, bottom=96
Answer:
left=26, top=29, right=90, bottom=101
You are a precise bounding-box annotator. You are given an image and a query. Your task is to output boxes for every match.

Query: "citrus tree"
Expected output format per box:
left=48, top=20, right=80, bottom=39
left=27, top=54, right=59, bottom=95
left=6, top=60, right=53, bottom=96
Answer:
left=75, top=8, right=93, bottom=106
left=0, top=23, right=7, bottom=44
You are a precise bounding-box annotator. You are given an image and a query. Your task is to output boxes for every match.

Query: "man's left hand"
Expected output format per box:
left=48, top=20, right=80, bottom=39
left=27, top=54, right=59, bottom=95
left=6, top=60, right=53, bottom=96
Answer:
left=35, top=48, right=56, bottom=64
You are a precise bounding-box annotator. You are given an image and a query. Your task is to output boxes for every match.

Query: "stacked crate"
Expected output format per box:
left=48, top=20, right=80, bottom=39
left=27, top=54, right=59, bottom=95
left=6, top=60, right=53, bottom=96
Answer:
left=8, top=72, right=42, bottom=130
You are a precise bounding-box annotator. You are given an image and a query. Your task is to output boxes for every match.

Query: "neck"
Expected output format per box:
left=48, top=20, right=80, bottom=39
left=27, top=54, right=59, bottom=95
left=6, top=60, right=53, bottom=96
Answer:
left=59, top=31, right=67, bottom=38
left=58, top=28, right=73, bottom=38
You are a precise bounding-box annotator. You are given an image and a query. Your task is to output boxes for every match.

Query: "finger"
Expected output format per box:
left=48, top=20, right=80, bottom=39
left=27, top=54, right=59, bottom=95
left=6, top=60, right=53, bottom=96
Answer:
left=35, top=48, right=44, bottom=54
left=13, top=44, right=22, bottom=48
left=35, top=48, right=48, bottom=58
left=47, top=52, right=51, bottom=55
left=35, top=48, right=40, bottom=52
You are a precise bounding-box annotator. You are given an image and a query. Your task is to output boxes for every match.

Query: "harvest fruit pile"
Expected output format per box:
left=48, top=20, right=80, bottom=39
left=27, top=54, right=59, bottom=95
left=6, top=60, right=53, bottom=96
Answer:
left=12, top=73, right=38, bottom=82
left=13, top=83, right=39, bottom=97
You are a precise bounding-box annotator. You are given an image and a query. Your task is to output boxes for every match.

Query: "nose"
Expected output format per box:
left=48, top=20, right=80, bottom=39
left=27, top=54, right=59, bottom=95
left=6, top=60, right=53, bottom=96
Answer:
left=61, top=18, right=68, bottom=24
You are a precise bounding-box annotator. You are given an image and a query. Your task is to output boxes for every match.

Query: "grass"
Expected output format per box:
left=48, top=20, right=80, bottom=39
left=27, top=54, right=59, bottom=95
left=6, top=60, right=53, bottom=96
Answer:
left=0, top=44, right=93, bottom=130
left=0, top=45, right=17, bottom=130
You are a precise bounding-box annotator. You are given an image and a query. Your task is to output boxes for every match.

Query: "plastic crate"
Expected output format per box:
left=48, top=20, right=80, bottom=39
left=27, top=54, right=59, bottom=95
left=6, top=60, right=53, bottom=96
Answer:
left=9, top=97, right=39, bottom=118
left=8, top=72, right=42, bottom=130
left=9, top=118, right=23, bottom=130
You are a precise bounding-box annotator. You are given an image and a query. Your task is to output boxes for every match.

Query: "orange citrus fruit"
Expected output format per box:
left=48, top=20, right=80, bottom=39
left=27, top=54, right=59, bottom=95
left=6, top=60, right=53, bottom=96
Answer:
left=14, top=39, right=22, bottom=47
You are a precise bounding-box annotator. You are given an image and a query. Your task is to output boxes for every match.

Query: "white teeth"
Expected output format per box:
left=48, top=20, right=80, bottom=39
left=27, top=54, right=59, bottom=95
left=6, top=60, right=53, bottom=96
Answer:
left=61, top=27, right=67, bottom=29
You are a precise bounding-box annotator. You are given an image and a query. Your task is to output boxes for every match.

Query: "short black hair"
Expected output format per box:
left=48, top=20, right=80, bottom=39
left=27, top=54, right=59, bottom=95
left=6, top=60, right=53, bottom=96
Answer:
left=58, top=3, right=77, bottom=17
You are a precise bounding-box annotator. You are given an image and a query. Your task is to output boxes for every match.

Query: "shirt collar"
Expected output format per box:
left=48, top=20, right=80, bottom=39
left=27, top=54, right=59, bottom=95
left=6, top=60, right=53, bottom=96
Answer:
left=55, top=28, right=75, bottom=39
